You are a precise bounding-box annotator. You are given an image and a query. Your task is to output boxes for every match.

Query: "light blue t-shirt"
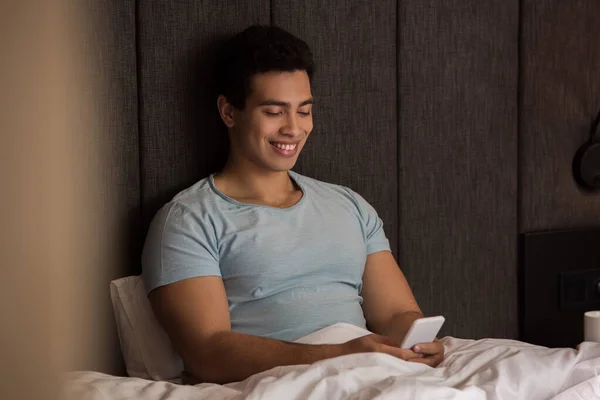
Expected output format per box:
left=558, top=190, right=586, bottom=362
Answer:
left=141, top=170, right=391, bottom=342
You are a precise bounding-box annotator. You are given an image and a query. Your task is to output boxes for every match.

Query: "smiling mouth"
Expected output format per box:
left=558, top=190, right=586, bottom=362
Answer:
left=270, top=142, right=298, bottom=151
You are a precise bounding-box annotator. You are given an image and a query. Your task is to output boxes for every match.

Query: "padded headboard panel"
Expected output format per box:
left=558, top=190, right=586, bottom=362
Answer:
left=398, top=0, right=519, bottom=339
left=89, top=0, right=600, bottom=375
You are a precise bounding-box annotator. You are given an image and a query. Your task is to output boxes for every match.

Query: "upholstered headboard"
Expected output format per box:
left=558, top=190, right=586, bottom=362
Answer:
left=90, top=0, right=600, bottom=375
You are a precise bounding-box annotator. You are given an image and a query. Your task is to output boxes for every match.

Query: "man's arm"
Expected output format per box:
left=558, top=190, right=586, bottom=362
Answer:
left=360, top=251, right=444, bottom=367
left=149, top=275, right=420, bottom=384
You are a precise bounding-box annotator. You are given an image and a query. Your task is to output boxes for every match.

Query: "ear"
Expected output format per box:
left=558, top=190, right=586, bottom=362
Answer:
left=217, top=95, right=236, bottom=128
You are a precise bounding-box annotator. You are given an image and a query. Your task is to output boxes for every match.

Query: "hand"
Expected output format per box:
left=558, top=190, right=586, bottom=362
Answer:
left=342, top=334, right=424, bottom=361
left=409, top=339, right=445, bottom=367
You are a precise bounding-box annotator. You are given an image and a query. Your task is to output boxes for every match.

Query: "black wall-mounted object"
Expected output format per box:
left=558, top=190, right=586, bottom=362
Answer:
left=559, top=269, right=600, bottom=310
left=520, top=227, right=600, bottom=349
left=573, top=107, right=600, bottom=191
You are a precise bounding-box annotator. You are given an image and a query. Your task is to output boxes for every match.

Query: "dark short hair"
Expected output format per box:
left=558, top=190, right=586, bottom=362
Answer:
left=215, top=25, right=314, bottom=110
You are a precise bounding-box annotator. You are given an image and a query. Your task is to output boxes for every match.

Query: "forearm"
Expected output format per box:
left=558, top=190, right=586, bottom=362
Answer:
left=381, top=310, right=424, bottom=345
left=185, top=331, right=345, bottom=384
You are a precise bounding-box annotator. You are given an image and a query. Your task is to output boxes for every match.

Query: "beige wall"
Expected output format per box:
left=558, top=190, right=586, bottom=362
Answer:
left=0, top=2, right=121, bottom=398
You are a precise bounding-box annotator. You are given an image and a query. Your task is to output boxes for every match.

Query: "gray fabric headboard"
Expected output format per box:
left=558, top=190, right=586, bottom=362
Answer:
left=92, top=0, right=600, bottom=374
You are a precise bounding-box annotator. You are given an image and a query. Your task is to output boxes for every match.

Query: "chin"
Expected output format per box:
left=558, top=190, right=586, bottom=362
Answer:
left=265, top=159, right=298, bottom=172
left=271, top=164, right=296, bottom=172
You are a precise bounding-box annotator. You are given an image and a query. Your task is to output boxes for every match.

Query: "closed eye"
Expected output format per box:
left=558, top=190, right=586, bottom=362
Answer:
left=298, top=107, right=312, bottom=116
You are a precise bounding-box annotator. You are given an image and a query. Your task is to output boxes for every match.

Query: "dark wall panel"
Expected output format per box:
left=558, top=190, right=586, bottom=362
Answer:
left=73, top=0, right=140, bottom=375
left=95, top=1, right=142, bottom=279
left=76, top=0, right=600, bottom=377
left=138, top=1, right=270, bottom=235
left=521, top=227, right=600, bottom=349
left=272, top=0, right=398, bottom=257
left=520, top=0, right=600, bottom=233
left=398, top=0, right=519, bottom=339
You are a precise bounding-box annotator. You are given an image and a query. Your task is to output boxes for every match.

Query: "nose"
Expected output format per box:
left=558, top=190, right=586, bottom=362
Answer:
left=280, top=113, right=302, bottom=137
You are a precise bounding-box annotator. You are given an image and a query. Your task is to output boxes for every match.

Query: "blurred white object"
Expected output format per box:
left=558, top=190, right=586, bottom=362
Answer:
left=584, top=311, right=600, bottom=343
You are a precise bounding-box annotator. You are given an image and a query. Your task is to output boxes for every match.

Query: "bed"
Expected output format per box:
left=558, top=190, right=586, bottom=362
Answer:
left=63, top=323, right=600, bottom=400
left=67, top=2, right=600, bottom=398
left=61, top=277, right=600, bottom=400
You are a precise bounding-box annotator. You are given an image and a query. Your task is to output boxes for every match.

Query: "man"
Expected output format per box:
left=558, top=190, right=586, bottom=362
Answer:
left=142, top=25, right=444, bottom=385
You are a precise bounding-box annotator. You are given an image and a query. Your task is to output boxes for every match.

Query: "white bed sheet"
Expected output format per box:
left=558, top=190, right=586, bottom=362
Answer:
left=63, top=323, right=600, bottom=400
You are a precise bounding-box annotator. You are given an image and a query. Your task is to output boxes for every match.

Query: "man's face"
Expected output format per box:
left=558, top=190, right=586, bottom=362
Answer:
left=229, top=70, right=313, bottom=172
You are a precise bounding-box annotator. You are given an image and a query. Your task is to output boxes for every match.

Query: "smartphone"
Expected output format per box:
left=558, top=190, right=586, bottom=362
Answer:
left=400, top=315, right=445, bottom=350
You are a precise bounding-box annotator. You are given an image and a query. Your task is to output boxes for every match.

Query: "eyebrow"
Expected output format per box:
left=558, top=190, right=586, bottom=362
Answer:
left=258, top=98, right=314, bottom=108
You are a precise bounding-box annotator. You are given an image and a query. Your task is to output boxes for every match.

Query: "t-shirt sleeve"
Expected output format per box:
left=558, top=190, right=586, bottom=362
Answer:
left=345, top=188, right=391, bottom=255
left=141, top=201, right=221, bottom=294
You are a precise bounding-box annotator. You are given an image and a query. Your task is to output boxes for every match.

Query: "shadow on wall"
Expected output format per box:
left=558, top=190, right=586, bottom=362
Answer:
left=183, top=35, right=230, bottom=177
left=140, top=35, right=231, bottom=244
left=135, top=35, right=231, bottom=275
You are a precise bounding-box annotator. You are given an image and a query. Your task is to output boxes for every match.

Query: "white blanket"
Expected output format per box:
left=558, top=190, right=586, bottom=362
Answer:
left=63, top=323, right=600, bottom=400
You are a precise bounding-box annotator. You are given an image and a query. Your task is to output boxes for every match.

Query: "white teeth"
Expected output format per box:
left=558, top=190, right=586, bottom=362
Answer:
left=273, top=143, right=297, bottom=151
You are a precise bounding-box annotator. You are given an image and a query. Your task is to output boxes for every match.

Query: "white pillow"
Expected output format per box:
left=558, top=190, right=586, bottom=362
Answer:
left=109, top=277, right=372, bottom=383
left=110, top=276, right=183, bottom=381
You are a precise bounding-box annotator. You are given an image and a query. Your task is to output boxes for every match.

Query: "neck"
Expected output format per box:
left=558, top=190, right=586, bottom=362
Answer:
left=215, top=156, right=296, bottom=202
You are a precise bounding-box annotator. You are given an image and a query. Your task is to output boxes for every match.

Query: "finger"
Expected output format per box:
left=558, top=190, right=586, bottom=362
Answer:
left=412, top=353, right=444, bottom=367
left=410, top=353, right=443, bottom=366
left=402, top=349, right=424, bottom=359
left=413, top=342, right=443, bottom=355
left=383, top=346, right=424, bottom=360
